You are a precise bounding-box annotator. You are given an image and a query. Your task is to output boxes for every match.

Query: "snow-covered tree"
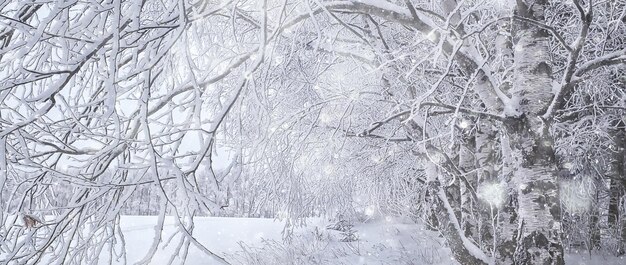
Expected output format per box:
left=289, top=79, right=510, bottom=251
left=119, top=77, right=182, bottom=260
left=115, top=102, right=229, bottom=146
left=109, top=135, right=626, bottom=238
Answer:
left=1, top=0, right=625, bottom=264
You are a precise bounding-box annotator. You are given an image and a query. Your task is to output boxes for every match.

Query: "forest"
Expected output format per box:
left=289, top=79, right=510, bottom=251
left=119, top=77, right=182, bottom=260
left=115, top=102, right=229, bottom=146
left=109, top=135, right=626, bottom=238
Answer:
left=1, top=0, right=626, bottom=264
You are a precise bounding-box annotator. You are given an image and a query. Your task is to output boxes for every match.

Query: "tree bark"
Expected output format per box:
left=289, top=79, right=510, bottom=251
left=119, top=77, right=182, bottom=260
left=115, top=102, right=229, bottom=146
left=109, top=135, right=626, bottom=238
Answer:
left=425, top=160, right=489, bottom=265
left=506, top=1, right=564, bottom=264
left=607, top=124, right=626, bottom=254
left=589, top=196, right=601, bottom=251
left=506, top=117, right=562, bottom=264
left=459, top=131, right=478, bottom=239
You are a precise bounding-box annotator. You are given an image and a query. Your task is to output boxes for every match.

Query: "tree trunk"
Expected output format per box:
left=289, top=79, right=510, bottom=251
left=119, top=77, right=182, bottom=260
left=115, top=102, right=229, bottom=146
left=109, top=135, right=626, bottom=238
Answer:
left=459, top=131, right=477, bottom=239
left=470, top=61, right=519, bottom=263
left=589, top=197, right=601, bottom=251
left=608, top=125, right=626, bottom=254
left=506, top=1, right=564, bottom=264
left=425, top=160, right=489, bottom=265
left=447, top=142, right=464, bottom=227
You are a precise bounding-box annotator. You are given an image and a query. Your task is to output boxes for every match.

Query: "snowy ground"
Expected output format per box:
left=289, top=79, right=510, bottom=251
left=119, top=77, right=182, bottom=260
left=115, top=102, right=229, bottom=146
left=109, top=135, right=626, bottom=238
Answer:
left=111, top=216, right=626, bottom=265
left=110, top=215, right=455, bottom=265
left=565, top=254, right=625, bottom=265
left=4, top=215, right=625, bottom=264
left=116, top=216, right=286, bottom=264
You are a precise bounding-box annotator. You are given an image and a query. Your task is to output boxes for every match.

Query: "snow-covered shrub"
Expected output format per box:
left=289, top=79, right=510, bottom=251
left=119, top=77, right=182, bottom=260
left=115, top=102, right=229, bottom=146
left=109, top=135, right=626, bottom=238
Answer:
left=339, top=228, right=359, bottom=243
left=227, top=236, right=334, bottom=265
left=326, top=220, right=353, bottom=232
left=326, top=219, right=359, bottom=242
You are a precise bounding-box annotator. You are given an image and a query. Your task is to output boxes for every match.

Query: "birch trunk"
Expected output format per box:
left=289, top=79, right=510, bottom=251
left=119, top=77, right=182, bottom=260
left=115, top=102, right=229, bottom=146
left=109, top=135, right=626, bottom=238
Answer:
left=491, top=8, right=519, bottom=265
left=507, top=1, right=563, bottom=264
left=459, top=132, right=477, bottom=239
left=425, top=160, right=489, bottom=265
left=402, top=118, right=488, bottom=264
